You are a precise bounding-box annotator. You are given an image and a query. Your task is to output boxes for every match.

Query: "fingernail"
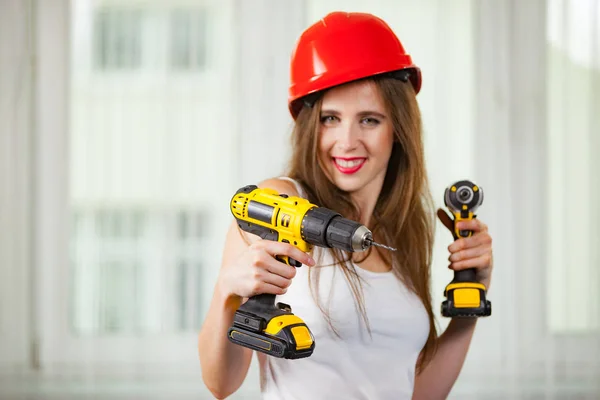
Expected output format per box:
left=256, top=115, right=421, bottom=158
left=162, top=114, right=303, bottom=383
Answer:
left=308, top=257, right=316, bottom=266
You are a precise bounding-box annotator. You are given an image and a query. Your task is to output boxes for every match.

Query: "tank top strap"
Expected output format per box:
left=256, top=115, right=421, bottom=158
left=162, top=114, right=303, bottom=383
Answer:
left=277, top=176, right=307, bottom=198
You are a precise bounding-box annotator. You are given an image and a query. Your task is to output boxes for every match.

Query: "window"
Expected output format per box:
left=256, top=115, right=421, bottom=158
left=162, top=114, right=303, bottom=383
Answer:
left=93, top=8, right=142, bottom=70
left=91, top=6, right=208, bottom=73
left=170, top=9, right=208, bottom=70
left=64, top=2, right=237, bottom=371
left=546, top=0, right=600, bottom=334
left=70, top=208, right=206, bottom=335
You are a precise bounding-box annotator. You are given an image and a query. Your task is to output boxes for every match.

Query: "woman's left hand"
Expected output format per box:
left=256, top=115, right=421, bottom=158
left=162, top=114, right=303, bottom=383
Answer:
left=437, top=209, right=494, bottom=289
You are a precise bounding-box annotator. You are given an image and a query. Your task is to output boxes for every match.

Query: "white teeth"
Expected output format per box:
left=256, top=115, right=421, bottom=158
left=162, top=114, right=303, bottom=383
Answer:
left=335, top=158, right=365, bottom=168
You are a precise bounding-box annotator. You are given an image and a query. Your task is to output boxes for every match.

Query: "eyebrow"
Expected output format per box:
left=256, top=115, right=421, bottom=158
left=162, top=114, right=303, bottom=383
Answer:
left=320, top=109, right=387, bottom=119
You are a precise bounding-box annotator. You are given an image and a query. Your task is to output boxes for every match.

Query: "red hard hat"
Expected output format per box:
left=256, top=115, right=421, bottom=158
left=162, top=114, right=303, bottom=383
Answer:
left=288, top=11, right=422, bottom=119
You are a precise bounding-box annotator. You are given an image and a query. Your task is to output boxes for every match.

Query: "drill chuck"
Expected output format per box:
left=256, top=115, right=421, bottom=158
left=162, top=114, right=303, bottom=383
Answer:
left=301, top=207, right=375, bottom=252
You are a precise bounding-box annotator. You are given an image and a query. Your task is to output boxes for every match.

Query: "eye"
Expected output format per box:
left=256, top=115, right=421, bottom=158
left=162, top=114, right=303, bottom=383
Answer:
left=320, top=115, right=339, bottom=124
left=361, top=117, right=380, bottom=126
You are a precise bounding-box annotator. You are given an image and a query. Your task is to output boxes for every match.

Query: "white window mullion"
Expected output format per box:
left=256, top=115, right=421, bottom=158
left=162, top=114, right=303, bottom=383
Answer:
left=35, top=0, right=71, bottom=371
left=0, top=0, right=35, bottom=372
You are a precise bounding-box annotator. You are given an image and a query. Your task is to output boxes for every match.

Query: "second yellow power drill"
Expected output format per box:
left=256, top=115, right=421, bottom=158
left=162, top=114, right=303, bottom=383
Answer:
left=441, top=180, right=492, bottom=318
left=228, top=184, right=396, bottom=359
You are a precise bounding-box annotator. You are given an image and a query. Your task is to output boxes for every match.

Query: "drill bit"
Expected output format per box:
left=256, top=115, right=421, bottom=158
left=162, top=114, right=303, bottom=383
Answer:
left=363, top=237, right=397, bottom=251
left=371, top=241, right=397, bottom=251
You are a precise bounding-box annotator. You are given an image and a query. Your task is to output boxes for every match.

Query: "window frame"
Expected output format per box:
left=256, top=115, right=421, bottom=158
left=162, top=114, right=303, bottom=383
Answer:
left=464, top=0, right=600, bottom=388
left=35, top=0, right=307, bottom=379
left=33, top=0, right=599, bottom=394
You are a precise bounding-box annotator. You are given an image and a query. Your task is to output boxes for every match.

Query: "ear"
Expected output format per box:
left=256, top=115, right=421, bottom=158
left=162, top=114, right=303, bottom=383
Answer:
left=436, top=208, right=454, bottom=235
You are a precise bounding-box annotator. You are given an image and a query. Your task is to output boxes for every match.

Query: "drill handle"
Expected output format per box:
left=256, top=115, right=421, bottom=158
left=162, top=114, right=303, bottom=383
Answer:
left=240, top=248, right=300, bottom=322
left=235, top=219, right=304, bottom=267
left=454, top=268, right=477, bottom=283
left=240, top=256, right=298, bottom=323
left=452, top=210, right=476, bottom=240
left=456, top=228, right=472, bottom=239
left=247, top=293, right=277, bottom=307
left=452, top=212, right=478, bottom=284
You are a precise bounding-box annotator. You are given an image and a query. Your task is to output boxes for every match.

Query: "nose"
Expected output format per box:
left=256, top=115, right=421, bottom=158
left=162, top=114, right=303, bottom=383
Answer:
left=335, top=121, right=360, bottom=151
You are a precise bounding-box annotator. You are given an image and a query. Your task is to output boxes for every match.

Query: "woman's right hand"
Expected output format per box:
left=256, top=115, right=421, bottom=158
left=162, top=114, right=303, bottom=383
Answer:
left=217, top=239, right=316, bottom=300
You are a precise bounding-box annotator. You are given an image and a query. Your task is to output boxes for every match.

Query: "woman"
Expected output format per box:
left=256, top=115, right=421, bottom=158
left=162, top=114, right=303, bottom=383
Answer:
left=198, top=11, right=494, bottom=400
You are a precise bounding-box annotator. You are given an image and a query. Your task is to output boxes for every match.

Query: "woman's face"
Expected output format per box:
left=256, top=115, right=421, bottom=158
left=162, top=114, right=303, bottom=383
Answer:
left=318, top=80, right=394, bottom=195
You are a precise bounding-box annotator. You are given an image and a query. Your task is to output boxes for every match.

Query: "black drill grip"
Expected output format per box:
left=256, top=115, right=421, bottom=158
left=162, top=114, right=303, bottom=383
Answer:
left=248, top=293, right=276, bottom=308
left=454, top=268, right=477, bottom=283
left=236, top=252, right=300, bottom=331
left=459, top=229, right=471, bottom=237
left=453, top=222, right=477, bottom=283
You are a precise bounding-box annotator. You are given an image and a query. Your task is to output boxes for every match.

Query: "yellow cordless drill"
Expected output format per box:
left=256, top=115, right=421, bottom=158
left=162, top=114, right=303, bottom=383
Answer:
left=228, top=184, right=395, bottom=359
left=441, top=180, right=492, bottom=318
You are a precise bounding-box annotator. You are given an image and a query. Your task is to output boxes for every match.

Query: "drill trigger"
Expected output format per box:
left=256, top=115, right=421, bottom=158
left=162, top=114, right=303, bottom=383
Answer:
left=275, top=255, right=303, bottom=268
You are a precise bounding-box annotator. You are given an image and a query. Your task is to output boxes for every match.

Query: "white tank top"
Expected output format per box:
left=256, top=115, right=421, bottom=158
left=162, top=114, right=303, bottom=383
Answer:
left=258, top=177, right=430, bottom=400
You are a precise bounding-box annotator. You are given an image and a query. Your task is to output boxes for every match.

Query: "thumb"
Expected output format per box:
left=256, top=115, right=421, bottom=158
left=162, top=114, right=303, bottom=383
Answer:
left=436, top=208, right=454, bottom=235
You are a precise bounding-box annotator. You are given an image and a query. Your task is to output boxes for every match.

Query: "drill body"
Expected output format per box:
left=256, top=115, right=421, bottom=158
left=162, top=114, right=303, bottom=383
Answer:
left=441, top=180, right=492, bottom=318
left=228, top=184, right=382, bottom=359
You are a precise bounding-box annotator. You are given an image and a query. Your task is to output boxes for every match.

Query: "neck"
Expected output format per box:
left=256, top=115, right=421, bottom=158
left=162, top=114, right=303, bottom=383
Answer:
left=350, top=173, right=386, bottom=227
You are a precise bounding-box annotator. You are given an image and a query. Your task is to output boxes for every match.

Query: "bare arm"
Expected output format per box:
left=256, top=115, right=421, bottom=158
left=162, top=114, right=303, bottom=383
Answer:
left=412, top=319, right=477, bottom=400
left=197, top=178, right=302, bottom=399
left=413, top=211, right=495, bottom=398
left=197, top=220, right=255, bottom=399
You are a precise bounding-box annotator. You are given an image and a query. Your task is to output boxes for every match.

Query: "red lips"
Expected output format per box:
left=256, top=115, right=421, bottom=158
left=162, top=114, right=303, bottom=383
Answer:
left=332, top=157, right=366, bottom=175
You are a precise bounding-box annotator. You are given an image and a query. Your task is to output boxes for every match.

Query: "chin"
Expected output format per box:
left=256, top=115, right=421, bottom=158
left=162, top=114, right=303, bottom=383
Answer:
left=331, top=175, right=367, bottom=193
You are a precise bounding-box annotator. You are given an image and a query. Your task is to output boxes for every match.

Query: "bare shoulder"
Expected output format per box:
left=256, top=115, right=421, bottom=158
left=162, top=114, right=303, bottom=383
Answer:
left=257, top=177, right=301, bottom=198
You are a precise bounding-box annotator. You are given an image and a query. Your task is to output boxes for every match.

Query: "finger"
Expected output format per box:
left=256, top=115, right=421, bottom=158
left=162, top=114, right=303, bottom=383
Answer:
left=455, top=219, right=487, bottom=233
left=450, top=254, right=492, bottom=270
left=448, top=245, right=490, bottom=262
left=258, top=240, right=316, bottom=266
left=251, top=281, right=288, bottom=296
left=265, top=258, right=298, bottom=280
left=436, top=208, right=454, bottom=234
left=448, top=232, right=492, bottom=253
left=262, top=270, right=293, bottom=289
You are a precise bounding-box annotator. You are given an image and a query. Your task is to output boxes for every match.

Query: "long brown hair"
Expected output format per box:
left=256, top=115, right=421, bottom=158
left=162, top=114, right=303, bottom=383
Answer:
left=284, top=74, right=438, bottom=373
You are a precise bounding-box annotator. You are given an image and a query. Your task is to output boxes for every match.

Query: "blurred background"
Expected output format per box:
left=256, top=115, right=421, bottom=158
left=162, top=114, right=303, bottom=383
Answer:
left=0, top=0, right=599, bottom=399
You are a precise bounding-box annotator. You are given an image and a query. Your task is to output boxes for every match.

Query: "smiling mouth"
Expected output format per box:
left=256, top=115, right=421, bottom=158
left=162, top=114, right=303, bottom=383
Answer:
left=332, top=158, right=366, bottom=174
